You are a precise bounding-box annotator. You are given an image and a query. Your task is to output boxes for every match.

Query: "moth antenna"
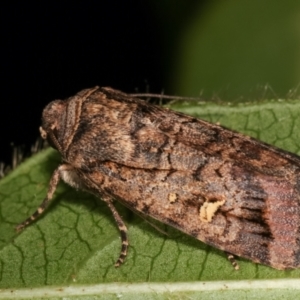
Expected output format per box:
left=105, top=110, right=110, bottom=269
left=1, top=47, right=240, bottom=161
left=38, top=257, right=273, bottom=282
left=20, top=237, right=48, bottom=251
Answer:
left=129, top=93, right=202, bottom=101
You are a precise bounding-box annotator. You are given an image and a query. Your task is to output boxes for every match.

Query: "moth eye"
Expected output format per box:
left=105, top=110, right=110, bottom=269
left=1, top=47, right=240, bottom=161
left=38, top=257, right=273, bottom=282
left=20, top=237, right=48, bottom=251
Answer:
left=39, top=125, right=59, bottom=150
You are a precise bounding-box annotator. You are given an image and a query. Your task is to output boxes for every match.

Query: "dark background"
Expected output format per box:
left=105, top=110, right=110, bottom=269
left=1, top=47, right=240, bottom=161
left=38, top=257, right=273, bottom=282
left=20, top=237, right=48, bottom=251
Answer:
left=2, top=1, right=208, bottom=166
left=1, top=1, right=169, bottom=165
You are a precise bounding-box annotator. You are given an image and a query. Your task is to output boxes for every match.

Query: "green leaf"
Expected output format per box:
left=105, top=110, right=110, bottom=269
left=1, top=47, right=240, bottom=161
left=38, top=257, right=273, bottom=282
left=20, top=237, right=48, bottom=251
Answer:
left=169, top=0, right=300, bottom=100
left=0, top=99, right=300, bottom=299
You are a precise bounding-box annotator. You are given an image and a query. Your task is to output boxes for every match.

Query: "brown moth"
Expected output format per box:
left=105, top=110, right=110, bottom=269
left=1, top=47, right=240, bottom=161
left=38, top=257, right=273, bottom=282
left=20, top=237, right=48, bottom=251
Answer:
left=17, top=86, right=300, bottom=270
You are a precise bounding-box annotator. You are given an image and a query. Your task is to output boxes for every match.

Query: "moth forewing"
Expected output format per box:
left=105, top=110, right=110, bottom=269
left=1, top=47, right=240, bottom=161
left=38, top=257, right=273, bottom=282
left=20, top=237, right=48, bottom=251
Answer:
left=17, top=86, right=300, bottom=270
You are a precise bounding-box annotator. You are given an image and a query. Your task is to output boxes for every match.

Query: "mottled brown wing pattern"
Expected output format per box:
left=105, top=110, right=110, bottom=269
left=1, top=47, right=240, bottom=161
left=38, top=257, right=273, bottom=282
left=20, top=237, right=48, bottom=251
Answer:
left=17, top=87, right=300, bottom=270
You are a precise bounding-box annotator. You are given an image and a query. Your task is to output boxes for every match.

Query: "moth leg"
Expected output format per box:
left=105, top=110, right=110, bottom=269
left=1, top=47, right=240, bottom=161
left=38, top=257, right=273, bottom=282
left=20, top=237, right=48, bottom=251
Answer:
left=139, top=215, right=169, bottom=236
left=16, top=166, right=61, bottom=232
left=225, top=252, right=240, bottom=270
left=105, top=200, right=128, bottom=267
left=119, top=200, right=169, bottom=236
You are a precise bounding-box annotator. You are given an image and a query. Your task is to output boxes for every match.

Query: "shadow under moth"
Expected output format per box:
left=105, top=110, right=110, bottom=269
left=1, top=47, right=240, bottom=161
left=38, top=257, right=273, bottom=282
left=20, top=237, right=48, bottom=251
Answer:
left=16, top=86, right=300, bottom=270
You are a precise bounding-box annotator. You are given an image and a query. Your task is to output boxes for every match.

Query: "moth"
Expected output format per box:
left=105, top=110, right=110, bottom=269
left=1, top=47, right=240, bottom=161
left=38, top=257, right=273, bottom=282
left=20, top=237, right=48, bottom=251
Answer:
left=16, top=86, right=300, bottom=270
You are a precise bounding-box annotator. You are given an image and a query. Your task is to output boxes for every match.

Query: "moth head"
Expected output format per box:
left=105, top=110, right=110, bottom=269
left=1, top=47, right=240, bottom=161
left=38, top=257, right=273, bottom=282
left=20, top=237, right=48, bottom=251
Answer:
left=40, top=99, right=66, bottom=151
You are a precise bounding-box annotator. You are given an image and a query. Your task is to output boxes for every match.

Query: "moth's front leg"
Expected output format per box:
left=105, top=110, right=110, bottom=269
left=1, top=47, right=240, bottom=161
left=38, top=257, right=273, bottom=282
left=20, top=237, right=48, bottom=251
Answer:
left=104, top=197, right=129, bottom=267
left=226, top=252, right=239, bottom=270
left=16, top=165, right=65, bottom=232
